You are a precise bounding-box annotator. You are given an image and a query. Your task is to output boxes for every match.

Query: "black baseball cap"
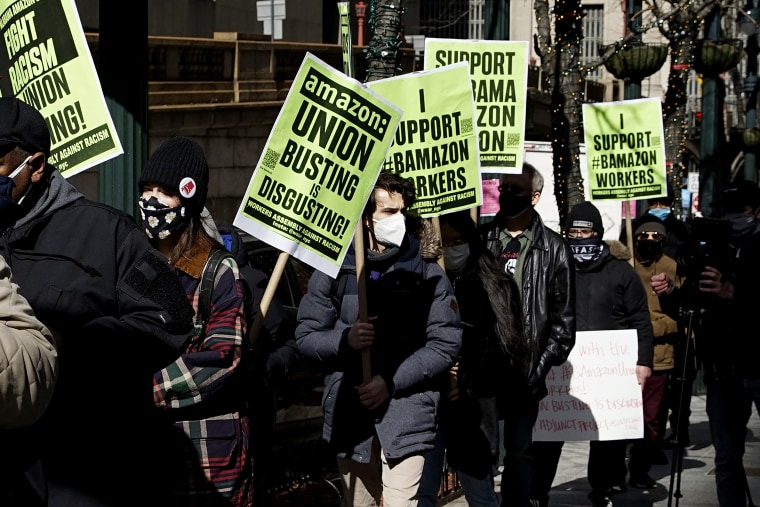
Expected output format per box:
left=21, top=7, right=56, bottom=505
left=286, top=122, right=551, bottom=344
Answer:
left=720, top=180, right=760, bottom=213
left=0, top=97, right=51, bottom=157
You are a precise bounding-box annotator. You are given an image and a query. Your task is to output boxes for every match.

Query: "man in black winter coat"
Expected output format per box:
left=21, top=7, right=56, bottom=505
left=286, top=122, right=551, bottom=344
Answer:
left=530, top=201, right=654, bottom=507
left=0, top=97, right=194, bottom=506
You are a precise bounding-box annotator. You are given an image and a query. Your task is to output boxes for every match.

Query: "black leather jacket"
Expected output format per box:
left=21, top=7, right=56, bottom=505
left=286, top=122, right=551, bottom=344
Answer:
left=481, top=211, right=576, bottom=399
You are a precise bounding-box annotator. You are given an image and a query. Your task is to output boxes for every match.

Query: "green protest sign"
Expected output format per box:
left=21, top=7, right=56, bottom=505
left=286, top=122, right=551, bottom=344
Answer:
left=424, top=38, right=528, bottom=174
left=234, top=52, right=403, bottom=278
left=367, top=62, right=481, bottom=217
left=582, top=98, right=667, bottom=201
left=0, top=0, right=123, bottom=178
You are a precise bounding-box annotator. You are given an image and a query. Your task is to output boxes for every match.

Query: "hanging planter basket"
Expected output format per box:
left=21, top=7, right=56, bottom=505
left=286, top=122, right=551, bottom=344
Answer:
left=602, top=43, right=669, bottom=81
left=743, top=127, right=760, bottom=147
left=693, top=39, right=745, bottom=77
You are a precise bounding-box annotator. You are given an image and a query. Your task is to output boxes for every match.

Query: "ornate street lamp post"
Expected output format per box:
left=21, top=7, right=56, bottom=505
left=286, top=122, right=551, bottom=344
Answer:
left=356, top=1, right=367, bottom=46
left=739, top=0, right=760, bottom=182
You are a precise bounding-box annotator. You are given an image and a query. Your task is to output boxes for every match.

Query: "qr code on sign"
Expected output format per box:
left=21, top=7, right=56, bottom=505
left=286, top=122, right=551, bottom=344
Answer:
left=506, top=133, right=521, bottom=147
left=261, top=148, right=280, bottom=170
left=461, top=118, right=473, bottom=135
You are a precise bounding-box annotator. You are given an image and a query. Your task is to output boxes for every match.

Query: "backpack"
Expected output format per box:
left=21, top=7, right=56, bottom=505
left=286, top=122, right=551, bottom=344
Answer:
left=198, top=248, right=239, bottom=334
left=214, top=224, right=299, bottom=383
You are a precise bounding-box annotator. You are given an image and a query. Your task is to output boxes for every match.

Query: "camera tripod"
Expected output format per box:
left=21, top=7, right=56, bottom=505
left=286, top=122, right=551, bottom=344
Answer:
left=666, top=307, right=757, bottom=507
left=666, top=307, right=696, bottom=507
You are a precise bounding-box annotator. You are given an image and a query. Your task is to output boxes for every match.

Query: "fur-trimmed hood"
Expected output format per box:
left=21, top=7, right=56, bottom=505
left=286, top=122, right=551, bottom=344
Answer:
left=417, top=218, right=442, bottom=261
left=606, top=239, right=632, bottom=261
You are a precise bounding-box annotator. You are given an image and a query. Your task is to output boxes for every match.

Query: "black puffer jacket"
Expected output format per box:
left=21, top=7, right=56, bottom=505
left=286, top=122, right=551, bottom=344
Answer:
left=574, top=240, right=654, bottom=368
left=0, top=171, right=193, bottom=506
left=481, top=211, right=576, bottom=400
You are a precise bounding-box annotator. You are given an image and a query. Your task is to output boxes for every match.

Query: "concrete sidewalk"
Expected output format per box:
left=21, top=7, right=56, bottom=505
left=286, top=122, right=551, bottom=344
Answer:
left=443, top=395, right=760, bottom=506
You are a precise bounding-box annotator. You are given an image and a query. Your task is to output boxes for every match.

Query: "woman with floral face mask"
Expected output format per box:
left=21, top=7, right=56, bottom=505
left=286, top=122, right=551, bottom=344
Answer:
left=138, top=136, right=253, bottom=507
left=417, top=209, right=530, bottom=507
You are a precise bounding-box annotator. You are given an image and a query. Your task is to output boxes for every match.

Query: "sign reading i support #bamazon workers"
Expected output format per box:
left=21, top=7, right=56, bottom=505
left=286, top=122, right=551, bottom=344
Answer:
left=582, top=98, right=667, bottom=201
left=367, top=62, right=481, bottom=218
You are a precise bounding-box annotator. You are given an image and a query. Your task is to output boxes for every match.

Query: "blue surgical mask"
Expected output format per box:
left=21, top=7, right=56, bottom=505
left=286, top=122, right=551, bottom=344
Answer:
left=648, top=207, right=670, bottom=221
left=724, top=212, right=756, bottom=237
left=0, top=155, right=31, bottom=214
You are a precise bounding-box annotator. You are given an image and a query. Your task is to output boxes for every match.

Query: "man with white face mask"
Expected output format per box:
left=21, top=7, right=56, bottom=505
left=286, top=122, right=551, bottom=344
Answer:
left=296, top=171, right=462, bottom=507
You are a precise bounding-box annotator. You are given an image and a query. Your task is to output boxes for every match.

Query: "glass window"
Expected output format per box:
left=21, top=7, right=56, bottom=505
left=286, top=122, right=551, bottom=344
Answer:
left=583, top=5, right=604, bottom=80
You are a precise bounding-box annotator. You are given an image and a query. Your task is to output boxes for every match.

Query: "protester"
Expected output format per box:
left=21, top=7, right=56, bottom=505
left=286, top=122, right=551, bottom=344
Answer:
left=296, top=171, right=462, bottom=507
left=628, top=219, right=685, bottom=487
left=0, top=254, right=57, bottom=430
left=418, top=209, right=530, bottom=507
left=621, top=190, right=691, bottom=273
left=621, top=192, right=694, bottom=449
left=217, top=223, right=301, bottom=506
left=678, top=180, right=760, bottom=507
left=0, top=254, right=59, bottom=506
left=480, top=162, right=575, bottom=507
left=0, top=97, right=194, bottom=506
left=529, top=201, right=653, bottom=507
left=138, top=136, right=253, bottom=506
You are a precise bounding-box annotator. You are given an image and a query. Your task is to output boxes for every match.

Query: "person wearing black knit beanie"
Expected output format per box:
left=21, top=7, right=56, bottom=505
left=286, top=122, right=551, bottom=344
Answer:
left=531, top=200, right=654, bottom=507
left=138, top=136, right=254, bottom=506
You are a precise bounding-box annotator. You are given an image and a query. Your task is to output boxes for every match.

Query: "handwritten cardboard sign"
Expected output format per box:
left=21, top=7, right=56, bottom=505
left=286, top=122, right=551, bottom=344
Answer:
left=533, top=329, right=643, bottom=441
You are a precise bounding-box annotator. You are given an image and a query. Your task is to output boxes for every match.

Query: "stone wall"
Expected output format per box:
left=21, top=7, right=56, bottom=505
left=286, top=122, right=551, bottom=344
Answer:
left=70, top=101, right=282, bottom=227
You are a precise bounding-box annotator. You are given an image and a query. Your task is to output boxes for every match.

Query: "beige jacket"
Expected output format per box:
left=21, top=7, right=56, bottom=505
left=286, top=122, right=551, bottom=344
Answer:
left=634, top=253, right=682, bottom=371
left=0, top=255, right=57, bottom=429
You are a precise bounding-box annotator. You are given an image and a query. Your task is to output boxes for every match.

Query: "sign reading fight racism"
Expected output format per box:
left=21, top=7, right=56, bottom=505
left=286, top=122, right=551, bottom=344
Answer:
left=533, top=330, right=643, bottom=442
left=0, top=0, right=123, bottom=178
left=367, top=62, right=481, bottom=217
left=233, top=53, right=402, bottom=278
left=424, top=38, right=528, bottom=174
left=582, top=98, right=667, bottom=201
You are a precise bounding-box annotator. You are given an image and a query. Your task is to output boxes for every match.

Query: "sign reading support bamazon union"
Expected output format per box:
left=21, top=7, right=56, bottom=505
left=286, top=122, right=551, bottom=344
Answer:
left=424, top=38, right=528, bottom=174
left=582, top=98, right=667, bottom=201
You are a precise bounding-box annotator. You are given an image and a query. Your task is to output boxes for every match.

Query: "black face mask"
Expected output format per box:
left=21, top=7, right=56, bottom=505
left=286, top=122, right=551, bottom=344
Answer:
left=568, top=236, right=604, bottom=264
left=499, top=191, right=532, bottom=218
left=635, top=240, right=663, bottom=262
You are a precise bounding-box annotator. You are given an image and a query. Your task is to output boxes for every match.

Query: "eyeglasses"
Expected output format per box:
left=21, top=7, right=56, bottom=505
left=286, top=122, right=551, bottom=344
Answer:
left=498, top=184, right=535, bottom=195
left=636, top=232, right=664, bottom=241
left=566, top=229, right=597, bottom=239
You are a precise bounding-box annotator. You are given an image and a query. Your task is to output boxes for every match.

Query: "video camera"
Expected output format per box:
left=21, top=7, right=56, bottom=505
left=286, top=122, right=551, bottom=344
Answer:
left=682, top=217, right=733, bottom=306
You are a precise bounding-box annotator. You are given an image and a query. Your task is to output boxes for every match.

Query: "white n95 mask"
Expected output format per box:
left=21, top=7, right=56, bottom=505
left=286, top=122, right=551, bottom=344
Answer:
left=372, top=213, right=406, bottom=247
